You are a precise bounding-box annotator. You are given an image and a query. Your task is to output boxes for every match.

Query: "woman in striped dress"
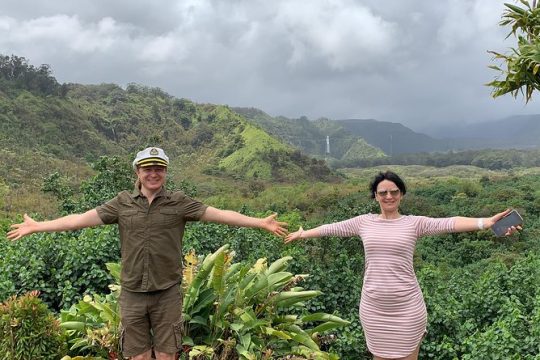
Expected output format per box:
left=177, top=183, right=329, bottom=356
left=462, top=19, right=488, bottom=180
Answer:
left=285, top=171, right=520, bottom=360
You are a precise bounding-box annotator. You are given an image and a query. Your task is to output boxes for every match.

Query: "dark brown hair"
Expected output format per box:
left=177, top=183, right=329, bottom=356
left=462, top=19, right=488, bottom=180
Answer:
left=369, top=171, right=406, bottom=199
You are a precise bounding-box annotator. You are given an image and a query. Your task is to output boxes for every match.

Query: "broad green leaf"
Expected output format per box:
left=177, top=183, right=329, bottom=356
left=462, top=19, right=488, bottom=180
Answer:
left=189, top=315, right=208, bottom=326
left=301, top=312, right=350, bottom=325
left=267, top=272, right=293, bottom=289
left=244, top=274, right=269, bottom=299
left=308, top=321, right=345, bottom=334
left=59, top=321, right=86, bottom=331
left=190, top=288, right=216, bottom=315
left=284, top=324, right=319, bottom=350
left=273, top=290, right=321, bottom=308
left=266, top=256, right=292, bottom=275
left=183, top=244, right=229, bottom=311
left=211, top=251, right=226, bottom=296
left=231, top=322, right=244, bottom=331
left=182, top=336, right=195, bottom=346
left=264, top=326, right=292, bottom=340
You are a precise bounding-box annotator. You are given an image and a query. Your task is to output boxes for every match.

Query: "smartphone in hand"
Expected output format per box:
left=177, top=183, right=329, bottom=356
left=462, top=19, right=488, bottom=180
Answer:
left=491, top=210, right=523, bottom=237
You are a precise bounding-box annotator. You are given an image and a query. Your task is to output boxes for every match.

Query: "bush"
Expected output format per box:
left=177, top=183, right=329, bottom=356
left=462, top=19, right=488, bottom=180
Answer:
left=59, top=250, right=349, bottom=359
left=0, top=291, right=67, bottom=360
left=0, top=227, right=120, bottom=310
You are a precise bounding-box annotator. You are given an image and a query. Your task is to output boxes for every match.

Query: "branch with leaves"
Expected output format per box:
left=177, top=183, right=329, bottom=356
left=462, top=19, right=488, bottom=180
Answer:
left=487, top=0, right=540, bottom=102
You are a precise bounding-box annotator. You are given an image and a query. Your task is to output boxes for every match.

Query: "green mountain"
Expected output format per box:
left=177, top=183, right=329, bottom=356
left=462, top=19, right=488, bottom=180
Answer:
left=0, top=55, right=339, bottom=216
left=333, top=119, right=449, bottom=155
left=233, top=107, right=452, bottom=160
left=232, top=108, right=387, bottom=163
left=235, top=108, right=540, bottom=157
left=0, top=55, right=335, bottom=180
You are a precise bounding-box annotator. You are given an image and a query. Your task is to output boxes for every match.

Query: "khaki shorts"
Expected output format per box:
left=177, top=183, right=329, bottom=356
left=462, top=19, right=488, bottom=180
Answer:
left=119, top=285, right=183, bottom=357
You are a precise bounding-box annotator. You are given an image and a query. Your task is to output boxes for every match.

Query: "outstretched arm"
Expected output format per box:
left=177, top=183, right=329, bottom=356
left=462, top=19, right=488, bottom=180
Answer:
left=200, top=206, right=288, bottom=237
left=7, top=209, right=104, bottom=241
left=285, top=226, right=323, bottom=244
left=453, top=208, right=520, bottom=235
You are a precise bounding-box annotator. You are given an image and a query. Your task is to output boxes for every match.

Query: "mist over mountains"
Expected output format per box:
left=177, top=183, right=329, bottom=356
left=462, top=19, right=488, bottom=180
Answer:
left=235, top=107, right=540, bottom=160
left=422, top=114, right=540, bottom=150
left=337, top=115, right=540, bottom=153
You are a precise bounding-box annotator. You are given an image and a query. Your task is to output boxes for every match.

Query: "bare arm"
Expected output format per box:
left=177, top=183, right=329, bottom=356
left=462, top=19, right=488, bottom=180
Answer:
left=200, top=206, right=288, bottom=237
left=285, top=226, right=323, bottom=244
left=7, top=209, right=104, bottom=241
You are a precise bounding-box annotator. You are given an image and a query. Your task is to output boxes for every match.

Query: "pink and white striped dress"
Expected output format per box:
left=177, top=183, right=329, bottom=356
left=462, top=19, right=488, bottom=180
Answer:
left=320, top=214, right=455, bottom=358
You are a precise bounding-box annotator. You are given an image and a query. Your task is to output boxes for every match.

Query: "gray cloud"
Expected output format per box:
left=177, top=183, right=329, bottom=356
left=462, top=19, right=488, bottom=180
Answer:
left=0, top=0, right=538, bottom=133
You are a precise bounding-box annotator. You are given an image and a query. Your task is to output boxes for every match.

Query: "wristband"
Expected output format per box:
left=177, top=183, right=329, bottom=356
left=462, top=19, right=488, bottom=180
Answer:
left=477, top=218, right=484, bottom=230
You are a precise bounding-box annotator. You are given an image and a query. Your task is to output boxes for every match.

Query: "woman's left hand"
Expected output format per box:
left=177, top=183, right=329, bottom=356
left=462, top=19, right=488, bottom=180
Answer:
left=488, top=209, right=522, bottom=236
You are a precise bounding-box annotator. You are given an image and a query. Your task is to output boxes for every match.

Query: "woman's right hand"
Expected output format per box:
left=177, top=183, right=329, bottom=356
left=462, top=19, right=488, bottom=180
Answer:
left=285, top=226, right=304, bottom=244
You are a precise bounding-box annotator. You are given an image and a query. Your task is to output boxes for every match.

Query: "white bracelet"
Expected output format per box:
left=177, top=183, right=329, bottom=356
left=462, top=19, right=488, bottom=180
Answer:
left=477, top=218, right=484, bottom=230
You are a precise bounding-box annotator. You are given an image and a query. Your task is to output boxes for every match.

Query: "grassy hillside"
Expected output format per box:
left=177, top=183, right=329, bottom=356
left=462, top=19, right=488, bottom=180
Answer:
left=233, top=107, right=473, bottom=160
left=0, top=80, right=336, bottom=181
left=233, top=107, right=387, bottom=163
left=0, top=55, right=339, bottom=218
left=333, top=119, right=448, bottom=155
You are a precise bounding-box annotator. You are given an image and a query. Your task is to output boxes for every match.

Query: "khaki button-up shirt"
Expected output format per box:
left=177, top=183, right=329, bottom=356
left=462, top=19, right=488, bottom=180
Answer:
left=96, top=187, right=207, bottom=292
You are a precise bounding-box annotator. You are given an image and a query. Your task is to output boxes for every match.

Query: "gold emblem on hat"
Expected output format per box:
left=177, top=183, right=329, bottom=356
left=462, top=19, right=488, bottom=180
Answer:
left=150, top=148, right=159, bottom=155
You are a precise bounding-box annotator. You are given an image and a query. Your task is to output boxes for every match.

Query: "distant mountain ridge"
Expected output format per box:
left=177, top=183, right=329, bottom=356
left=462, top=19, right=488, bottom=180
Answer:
left=425, top=114, right=540, bottom=149
left=232, top=108, right=388, bottom=165
left=332, top=119, right=448, bottom=155
left=234, top=108, right=540, bottom=158
left=2, top=53, right=539, bottom=189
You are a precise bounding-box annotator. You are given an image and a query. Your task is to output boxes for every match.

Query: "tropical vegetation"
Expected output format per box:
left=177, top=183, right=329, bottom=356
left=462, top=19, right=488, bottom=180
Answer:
left=1, top=52, right=540, bottom=359
left=488, top=0, right=540, bottom=102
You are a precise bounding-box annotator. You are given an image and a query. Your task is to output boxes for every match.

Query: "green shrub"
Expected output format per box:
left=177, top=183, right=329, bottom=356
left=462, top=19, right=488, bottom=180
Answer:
left=181, top=245, right=349, bottom=359
left=0, top=227, right=120, bottom=310
left=59, top=249, right=349, bottom=359
left=0, top=291, right=67, bottom=360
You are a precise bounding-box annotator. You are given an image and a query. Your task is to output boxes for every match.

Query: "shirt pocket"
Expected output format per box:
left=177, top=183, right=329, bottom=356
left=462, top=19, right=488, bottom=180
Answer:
left=119, top=209, right=142, bottom=229
left=159, top=208, right=181, bottom=228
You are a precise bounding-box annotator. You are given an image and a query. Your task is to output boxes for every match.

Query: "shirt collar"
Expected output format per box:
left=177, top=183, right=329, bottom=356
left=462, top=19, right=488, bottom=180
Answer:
left=130, top=186, right=168, bottom=199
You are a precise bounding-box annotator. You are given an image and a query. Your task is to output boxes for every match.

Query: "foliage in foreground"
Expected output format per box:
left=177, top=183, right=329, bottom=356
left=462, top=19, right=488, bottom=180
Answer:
left=0, top=291, right=67, bottom=360
left=58, top=247, right=349, bottom=359
left=2, top=161, right=540, bottom=358
left=418, top=255, right=540, bottom=359
left=59, top=263, right=121, bottom=359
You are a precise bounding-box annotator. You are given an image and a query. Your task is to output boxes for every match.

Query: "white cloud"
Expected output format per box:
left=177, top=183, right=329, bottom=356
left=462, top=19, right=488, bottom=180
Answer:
left=275, top=0, right=398, bottom=70
left=437, top=0, right=506, bottom=52
left=139, top=34, right=179, bottom=63
left=0, top=15, right=132, bottom=53
left=0, top=0, right=539, bottom=128
left=0, top=16, right=15, bottom=31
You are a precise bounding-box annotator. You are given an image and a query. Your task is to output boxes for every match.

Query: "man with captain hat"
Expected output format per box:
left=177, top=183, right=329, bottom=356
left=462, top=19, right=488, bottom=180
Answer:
left=8, top=146, right=288, bottom=360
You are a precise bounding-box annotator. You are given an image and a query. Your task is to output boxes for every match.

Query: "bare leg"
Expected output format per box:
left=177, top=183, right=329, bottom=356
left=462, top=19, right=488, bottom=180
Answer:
left=155, top=351, right=176, bottom=360
left=131, top=350, right=152, bottom=360
left=373, top=342, right=421, bottom=360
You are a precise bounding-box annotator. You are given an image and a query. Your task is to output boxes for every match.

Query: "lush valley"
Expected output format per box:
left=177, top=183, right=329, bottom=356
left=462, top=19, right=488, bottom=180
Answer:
left=1, top=55, right=540, bottom=359
left=235, top=108, right=540, bottom=161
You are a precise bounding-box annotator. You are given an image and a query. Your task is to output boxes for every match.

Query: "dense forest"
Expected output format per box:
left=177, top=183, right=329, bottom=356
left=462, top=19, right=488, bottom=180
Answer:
left=1, top=55, right=540, bottom=359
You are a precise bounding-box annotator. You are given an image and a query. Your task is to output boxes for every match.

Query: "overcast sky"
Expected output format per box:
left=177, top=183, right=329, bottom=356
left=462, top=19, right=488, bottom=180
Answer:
left=1, top=0, right=539, bottom=132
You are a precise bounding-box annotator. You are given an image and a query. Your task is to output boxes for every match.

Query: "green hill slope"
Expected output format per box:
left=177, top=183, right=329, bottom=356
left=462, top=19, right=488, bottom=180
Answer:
left=0, top=55, right=338, bottom=216
left=233, top=107, right=387, bottom=163
left=0, top=55, right=335, bottom=180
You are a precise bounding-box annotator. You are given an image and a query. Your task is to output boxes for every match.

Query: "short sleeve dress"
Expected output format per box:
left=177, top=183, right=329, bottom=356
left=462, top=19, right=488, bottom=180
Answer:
left=320, top=214, right=455, bottom=358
